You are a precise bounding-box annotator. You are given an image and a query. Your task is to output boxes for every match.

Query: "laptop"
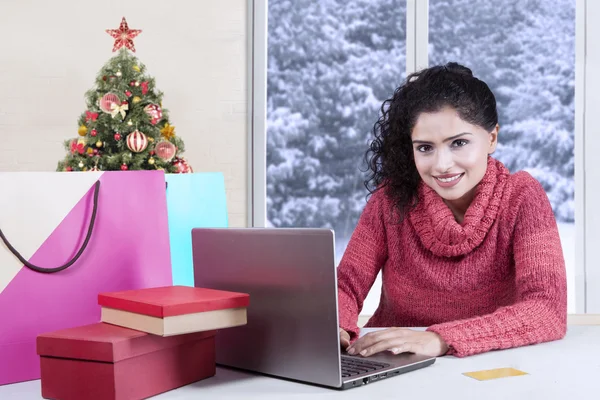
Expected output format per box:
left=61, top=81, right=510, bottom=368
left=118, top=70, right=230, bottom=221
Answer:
left=191, top=227, right=436, bottom=390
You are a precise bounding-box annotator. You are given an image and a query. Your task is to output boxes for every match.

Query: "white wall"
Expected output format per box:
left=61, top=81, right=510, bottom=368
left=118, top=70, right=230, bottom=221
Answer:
left=0, top=0, right=248, bottom=227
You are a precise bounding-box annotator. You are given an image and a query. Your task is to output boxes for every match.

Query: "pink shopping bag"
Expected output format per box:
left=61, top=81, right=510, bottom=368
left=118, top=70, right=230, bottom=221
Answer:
left=0, top=170, right=173, bottom=385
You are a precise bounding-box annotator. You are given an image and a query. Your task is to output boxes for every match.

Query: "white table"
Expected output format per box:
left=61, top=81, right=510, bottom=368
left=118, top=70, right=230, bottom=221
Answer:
left=1, top=326, right=598, bottom=400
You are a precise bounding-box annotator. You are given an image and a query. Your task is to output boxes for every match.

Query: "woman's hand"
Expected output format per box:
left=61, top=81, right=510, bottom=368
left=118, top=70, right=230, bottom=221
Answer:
left=346, top=328, right=448, bottom=357
left=340, top=328, right=351, bottom=349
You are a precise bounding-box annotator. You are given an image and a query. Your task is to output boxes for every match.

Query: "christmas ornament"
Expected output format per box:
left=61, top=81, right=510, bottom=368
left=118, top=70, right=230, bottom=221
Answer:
left=110, top=102, right=129, bottom=119
left=106, top=17, right=142, bottom=53
left=155, top=141, right=177, bottom=161
left=78, top=125, right=88, bottom=136
left=125, top=90, right=132, bottom=97
left=86, top=147, right=94, bottom=155
left=78, top=162, right=84, bottom=168
left=70, top=139, right=85, bottom=155
left=114, top=133, right=121, bottom=141
left=141, top=81, right=149, bottom=95
left=120, top=163, right=129, bottom=171
left=172, top=157, right=193, bottom=174
left=127, top=121, right=133, bottom=126
left=130, top=81, right=136, bottom=87
left=116, top=71, right=122, bottom=77
left=91, top=129, right=97, bottom=137
left=65, top=166, right=73, bottom=172
left=126, top=130, right=148, bottom=153
left=100, top=93, right=120, bottom=113
left=102, top=76, right=107, bottom=81
left=90, top=166, right=100, bottom=172
left=133, top=65, right=141, bottom=72
left=160, top=123, right=175, bottom=140
left=132, top=96, right=141, bottom=104
left=85, top=111, right=99, bottom=122
left=144, top=104, right=162, bottom=125
left=148, top=157, right=155, bottom=165
left=135, top=81, right=140, bottom=87
left=96, top=141, right=103, bottom=148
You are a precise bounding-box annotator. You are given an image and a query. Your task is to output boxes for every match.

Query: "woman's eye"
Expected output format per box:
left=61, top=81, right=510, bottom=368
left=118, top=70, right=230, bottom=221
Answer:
left=453, top=139, right=469, bottom=147
left=417, top=145, right=432, bottom=153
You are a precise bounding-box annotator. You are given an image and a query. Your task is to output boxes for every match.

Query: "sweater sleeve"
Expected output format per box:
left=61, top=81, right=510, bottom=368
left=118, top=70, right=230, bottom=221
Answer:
left=337, top=189, right=389, bottom=341
left=426, top=176, right=568, bottom=357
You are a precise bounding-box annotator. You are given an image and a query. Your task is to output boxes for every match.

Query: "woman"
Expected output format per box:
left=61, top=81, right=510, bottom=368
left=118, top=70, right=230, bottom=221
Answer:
left=338, top=62, right=567, bottom=358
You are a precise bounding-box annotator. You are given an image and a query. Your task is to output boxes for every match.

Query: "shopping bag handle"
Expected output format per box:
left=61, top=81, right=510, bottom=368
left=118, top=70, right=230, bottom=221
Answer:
left=0, top=181, right=100, bottom=274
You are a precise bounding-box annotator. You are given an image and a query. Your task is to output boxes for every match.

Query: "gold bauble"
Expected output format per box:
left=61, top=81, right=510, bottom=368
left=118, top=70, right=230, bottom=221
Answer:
left=133, top=65, right=141, bottom=72
left=86, top=147, right=94, bottom=155
left=96, top=141, right=103, bottom=148
left=133, top=96, right=142, bottom=104
left=78, top=125, right=88, bottom=136
left=148, top=158, right=155, bottom=165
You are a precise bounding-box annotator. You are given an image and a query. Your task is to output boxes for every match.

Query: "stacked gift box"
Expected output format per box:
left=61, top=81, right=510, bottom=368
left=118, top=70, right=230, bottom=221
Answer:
left=36, top=286, right=249, bottom=400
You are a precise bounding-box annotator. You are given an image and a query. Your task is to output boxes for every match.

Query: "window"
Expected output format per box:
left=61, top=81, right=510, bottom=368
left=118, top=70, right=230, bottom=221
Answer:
left=252, top=0, right=589, bottom=314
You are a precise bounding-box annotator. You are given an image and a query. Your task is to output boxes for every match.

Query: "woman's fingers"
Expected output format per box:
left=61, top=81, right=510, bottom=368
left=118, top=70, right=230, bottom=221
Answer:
left=339, top=328, right=351, bottom=349
left=347, top=328, right=407, bottom=355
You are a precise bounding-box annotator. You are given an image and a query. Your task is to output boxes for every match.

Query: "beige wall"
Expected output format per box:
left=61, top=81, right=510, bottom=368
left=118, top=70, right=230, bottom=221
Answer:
left=0, top=1, right=248, bottom=227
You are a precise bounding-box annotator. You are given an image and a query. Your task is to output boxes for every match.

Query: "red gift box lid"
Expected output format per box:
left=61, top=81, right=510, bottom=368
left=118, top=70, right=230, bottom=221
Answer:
left=37, top=323, right=215, bottom=363
left=98, top=285, right=250, bottom=318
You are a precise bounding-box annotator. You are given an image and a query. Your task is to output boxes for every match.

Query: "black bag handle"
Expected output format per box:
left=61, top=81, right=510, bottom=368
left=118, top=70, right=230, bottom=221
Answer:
left=0, top=181, right=100, bottom=274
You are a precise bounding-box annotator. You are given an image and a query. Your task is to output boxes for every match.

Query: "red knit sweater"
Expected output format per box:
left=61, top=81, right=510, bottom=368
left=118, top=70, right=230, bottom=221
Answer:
left=337, top=157, right=567, bottom=357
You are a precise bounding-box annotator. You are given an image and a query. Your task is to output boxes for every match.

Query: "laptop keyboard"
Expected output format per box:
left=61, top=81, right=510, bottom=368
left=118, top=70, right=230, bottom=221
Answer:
left=341, top=355, right=390, bottom=378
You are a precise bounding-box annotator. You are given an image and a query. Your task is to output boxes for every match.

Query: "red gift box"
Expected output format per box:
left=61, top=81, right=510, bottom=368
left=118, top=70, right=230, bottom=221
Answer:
left=99, top=285, right=250, bottom=336
left=36, top=323, right=216, bottom=400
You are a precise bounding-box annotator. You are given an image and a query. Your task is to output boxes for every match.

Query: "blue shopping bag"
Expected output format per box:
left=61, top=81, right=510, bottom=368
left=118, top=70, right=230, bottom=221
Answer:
left=165, top=173, right=228, bottom=286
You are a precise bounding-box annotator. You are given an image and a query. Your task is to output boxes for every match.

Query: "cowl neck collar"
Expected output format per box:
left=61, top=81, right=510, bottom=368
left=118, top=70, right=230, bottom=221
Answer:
left=408, top=157, right=509, bottom=257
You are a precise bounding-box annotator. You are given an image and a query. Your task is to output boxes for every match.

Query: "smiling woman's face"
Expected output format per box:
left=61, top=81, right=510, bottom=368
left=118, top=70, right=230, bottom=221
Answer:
left=411, top=106, right=498, bottom=208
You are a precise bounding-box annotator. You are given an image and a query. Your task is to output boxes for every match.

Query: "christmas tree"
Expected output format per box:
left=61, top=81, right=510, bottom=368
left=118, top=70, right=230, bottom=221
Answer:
left=56, top=17, right=192, bottom=173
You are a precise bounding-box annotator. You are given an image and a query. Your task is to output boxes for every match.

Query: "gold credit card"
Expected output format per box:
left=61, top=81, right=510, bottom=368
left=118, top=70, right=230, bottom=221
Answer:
left=463, top=367, right=528, bottom=381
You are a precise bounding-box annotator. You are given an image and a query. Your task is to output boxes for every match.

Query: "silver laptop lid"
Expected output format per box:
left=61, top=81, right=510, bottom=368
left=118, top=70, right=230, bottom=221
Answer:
left=192, top=228, right=343, bottom=388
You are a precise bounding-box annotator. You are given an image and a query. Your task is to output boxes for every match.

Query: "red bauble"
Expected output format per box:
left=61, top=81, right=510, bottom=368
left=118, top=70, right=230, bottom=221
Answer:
left=120, top=163, right=128, bottom=171
left=100, top=93, right=120, bottom=113
left=91, top=129, right=97, bottom=137
left=130, top=81, right=136, bottom=87
left=155, top=140, right=176, bottom=161
left=172, top=157, right=193, bottom=174
left=114, top=133, right=121, bottom=141
left=126, top=130, right=148, bottom=153
left=143, top=104, right=163, bottom=125
left=125, top=90, right=132, bottom=97
left=65, top=166, right=73, bottom=172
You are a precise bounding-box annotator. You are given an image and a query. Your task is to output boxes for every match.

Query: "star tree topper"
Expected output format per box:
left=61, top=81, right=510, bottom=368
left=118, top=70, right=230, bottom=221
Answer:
left=106, top=17, right=142, bottom=52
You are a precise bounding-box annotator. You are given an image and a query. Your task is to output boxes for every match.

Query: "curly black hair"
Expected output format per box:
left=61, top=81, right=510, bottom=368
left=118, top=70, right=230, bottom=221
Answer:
left=364, top=62, right=498, bottom=220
